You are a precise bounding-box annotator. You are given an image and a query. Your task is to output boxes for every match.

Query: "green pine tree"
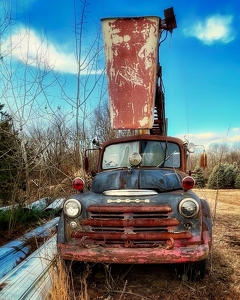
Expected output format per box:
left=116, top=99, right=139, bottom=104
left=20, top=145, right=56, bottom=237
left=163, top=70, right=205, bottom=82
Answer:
left=234, top=173, right=240, bottom=189
left=223, top=164, right=236, bottom=189
left=193, top=166, right=205, bottom=188
left=0, top=105, right=21, bottom=205
left=207, top=164, right=225, bottom=189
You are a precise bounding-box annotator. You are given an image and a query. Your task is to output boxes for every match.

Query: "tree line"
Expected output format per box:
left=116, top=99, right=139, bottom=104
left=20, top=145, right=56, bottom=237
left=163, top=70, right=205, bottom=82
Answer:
left=191, top=142, right=240, bottom=189
left=1, top=101, right=240, bottom=207
left=193, top=163, right=240, bottom=189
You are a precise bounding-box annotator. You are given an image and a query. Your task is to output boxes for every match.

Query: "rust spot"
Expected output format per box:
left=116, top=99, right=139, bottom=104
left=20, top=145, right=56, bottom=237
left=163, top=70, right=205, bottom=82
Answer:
left=87, top=205, right=172, bottom=213
left=81, top=218, right=179, bottom=227
left=125, top=240, right=134, bottom=248
left=0, top=282, right=7, bottom=291
left=57, top=242, right=210, bottom=264
left=71, top=231, right=192, bottom=241
left=165, top=237, right=174, bottom=250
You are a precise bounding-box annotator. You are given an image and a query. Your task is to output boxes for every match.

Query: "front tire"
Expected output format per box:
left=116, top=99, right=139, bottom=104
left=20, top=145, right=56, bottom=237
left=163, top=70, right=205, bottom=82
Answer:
left=179, top=259, right=208, bottom=281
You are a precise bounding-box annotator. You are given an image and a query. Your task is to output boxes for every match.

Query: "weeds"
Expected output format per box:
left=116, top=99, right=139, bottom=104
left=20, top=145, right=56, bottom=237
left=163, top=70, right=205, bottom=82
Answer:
left=47, top=259, right=71, bottom=300
left=49, top=254, right=240, bottom=300
left=0, top=206, right=57, bottom=245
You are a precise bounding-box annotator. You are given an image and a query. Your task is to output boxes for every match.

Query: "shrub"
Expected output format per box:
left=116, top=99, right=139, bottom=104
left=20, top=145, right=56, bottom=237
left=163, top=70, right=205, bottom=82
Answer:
left=193, top=167, right=205, bottom=188
left=207, top=163, right=239, bottom=189
left=207, top=164, right=226, bottom=189
left=223, top=164, right=236, bottom=188
left=235, top=173, right=240, bottom=189
left=0, top=206, right=56, bottom=232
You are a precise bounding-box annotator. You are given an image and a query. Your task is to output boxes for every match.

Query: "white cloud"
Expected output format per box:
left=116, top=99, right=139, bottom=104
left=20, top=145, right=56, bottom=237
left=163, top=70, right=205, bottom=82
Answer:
left=228, top=128, right=240, bottom=143
left=228, top=135, right=240, bottom=142
left=183, top=14, right=234, bottom=45
left=177, top=130, right=240, bottom=150
left=232, top=127, right=240, bottom=132
left=3, top=26, right=103, bottom=74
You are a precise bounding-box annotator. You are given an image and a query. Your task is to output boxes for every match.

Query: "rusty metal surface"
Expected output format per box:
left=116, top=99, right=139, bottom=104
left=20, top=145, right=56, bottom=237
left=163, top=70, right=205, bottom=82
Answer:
left=102, top=17, right=160, bottom=129
left=92, top=169, right=183, bottom=193
left=87, top=205, right=172, bottom=213
left=71, top=231, right=192, bottom=240
left=81, top=218, right=180, bottom=227
left=58, top=242, right=209, bottom=264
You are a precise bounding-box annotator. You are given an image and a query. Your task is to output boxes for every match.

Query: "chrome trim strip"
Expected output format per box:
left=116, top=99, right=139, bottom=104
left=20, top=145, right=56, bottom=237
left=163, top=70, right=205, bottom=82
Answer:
left=103, top=189, right=158, bottom=196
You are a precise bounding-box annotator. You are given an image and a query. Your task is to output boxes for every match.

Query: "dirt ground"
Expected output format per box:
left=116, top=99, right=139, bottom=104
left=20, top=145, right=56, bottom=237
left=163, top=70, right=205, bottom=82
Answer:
left=68, top=189, right=240, bottom=300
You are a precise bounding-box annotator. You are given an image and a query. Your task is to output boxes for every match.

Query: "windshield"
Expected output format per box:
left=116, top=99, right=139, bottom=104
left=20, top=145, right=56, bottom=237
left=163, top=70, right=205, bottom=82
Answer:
left=102, top=140, right=180, bottom=169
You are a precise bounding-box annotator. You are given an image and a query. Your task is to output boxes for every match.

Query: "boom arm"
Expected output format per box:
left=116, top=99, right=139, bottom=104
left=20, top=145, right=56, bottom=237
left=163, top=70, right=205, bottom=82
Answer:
left=151, top=66, right=166, bottom=135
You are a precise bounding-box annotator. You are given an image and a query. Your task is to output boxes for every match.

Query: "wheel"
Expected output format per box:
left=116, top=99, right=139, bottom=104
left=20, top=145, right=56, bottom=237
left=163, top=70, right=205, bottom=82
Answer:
left=178, top=259, right=208, bottom=281
left=61, top=259, right=87, bottom=276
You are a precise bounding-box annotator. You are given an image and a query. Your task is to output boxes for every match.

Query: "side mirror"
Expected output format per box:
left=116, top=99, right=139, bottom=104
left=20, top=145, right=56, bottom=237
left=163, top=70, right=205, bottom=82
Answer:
left=187, top=142, right=195, bottom=153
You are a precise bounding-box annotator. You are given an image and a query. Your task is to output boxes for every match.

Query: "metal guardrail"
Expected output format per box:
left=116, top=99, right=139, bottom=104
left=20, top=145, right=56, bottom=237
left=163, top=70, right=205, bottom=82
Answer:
left=0, top=198, right=49, bottom=212
left=0, top=197, right=65, bottom=212
left=0, top=235, right=57, bottom=300
left=44, top=198, right=64, bottom=212
left=0, top=217, right=59, bottom=280
left=0, top=198, right=65, bottom=298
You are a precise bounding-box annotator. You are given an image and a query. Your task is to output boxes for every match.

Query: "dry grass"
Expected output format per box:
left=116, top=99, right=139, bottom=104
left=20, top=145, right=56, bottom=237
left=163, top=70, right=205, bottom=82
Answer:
left=47, top=259, right=71, bottom=299
left=48, top=260, right=91, bottom=300
left=49, top=189, right=240, bottom=300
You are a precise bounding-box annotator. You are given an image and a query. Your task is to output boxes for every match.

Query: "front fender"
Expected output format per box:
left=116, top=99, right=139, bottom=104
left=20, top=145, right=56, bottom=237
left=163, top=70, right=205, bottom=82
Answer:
left=57, top=213, right=65, bottom=244
left=201, top=198, right=212, bottom=249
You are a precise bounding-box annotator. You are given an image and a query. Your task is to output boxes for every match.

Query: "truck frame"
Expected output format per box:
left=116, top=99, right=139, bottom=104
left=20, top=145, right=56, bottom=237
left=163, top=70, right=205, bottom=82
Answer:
left=57, top=7, right=212, bottom=280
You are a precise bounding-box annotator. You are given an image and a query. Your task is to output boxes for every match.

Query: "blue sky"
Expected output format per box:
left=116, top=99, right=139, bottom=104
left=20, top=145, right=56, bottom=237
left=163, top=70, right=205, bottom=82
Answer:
left=1, top=0, right=240, bottom=148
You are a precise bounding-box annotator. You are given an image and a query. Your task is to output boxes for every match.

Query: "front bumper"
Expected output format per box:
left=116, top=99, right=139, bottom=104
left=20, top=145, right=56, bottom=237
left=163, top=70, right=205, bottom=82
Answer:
left=58, top=243, right=209, bottom=264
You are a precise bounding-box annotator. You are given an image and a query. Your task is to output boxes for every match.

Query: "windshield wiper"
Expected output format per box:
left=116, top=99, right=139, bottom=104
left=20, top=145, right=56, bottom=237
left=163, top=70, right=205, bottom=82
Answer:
left=156, top=150, right=177, bottom=168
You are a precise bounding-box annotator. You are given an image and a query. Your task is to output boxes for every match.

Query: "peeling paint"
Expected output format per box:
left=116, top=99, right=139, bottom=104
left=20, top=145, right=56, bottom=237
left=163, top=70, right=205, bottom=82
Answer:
left=139, top=116, right=150, bottom=127
left=143, top=103, right=148, bottom=113
left=101, top=16, right=160, bottom=129
left=58, top=243, right=210, bottom=264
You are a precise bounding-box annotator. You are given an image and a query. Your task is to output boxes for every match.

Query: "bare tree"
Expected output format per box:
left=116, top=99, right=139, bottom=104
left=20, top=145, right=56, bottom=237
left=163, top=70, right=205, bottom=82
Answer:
left=0, top=1, right=63, bottom=203
left=91, top=99, right=117, bottom=142
left=207, top=143, right=230, bottom=176
left=46, top=0, right=107, bottom=169
left=0, top=0, right=107, bottom=202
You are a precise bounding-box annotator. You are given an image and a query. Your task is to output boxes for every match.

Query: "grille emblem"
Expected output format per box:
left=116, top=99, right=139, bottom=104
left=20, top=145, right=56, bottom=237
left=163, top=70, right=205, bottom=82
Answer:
left=107, top=198, right=150, bottom=203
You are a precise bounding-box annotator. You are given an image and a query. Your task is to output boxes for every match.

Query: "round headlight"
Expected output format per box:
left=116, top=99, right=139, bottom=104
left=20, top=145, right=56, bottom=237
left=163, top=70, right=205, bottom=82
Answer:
left=179, top=198, right=199, bottom=218
left=64, top=199, right=82, bottom=218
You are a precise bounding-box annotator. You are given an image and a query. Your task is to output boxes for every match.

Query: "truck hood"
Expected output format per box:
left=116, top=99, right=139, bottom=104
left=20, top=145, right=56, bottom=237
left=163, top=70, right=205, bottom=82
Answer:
left=92, top=169, right=184, bottom=194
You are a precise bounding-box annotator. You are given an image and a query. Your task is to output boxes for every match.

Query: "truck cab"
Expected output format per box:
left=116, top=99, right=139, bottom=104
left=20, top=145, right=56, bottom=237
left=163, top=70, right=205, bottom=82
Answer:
left=57, top=134, right=212, bottom=279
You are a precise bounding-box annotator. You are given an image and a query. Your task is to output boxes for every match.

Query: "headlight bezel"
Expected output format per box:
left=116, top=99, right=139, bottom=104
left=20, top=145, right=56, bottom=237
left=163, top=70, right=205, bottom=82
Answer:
left=63, top=198, right=82, bottom=218
left=179, top=198, right=199, bottom=218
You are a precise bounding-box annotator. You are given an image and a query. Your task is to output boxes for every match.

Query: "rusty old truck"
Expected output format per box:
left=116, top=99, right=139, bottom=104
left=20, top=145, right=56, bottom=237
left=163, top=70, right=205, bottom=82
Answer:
left=57, top=8, right=212, bottom=280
